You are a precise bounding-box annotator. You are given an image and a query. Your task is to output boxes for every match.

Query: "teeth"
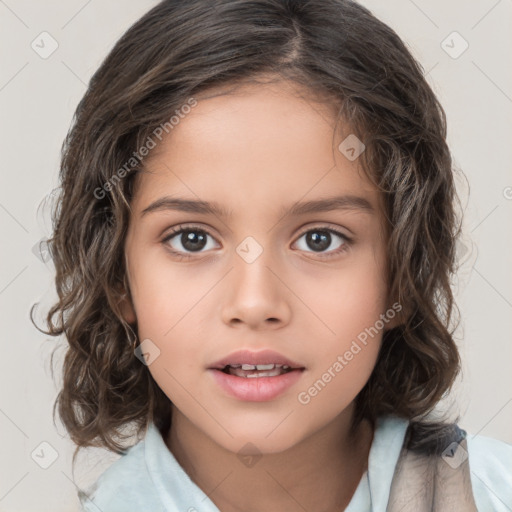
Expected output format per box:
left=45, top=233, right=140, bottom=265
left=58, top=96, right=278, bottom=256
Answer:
left=255, top=363, right=275, bottom=370
left=225, top=363, right=295, bottom=378
left=238, top=363, right=290, bottom=370
left=241, top=363, right=276, bottom=370
left=238, top=368, right=284, bottom=378
left=246, top=369, right=280, bottom=378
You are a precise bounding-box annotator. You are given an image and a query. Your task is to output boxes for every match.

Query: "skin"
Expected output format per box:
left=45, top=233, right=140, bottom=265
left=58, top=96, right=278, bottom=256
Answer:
left=121, top=77, right=400, bottom=511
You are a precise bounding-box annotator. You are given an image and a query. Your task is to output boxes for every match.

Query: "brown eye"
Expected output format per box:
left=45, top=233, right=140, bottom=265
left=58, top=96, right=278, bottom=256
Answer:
left=293, top=227, right=351, bottom=257
left=162, top=225, right=219, bottom=257
left=175, top=230, right=208, bottom=252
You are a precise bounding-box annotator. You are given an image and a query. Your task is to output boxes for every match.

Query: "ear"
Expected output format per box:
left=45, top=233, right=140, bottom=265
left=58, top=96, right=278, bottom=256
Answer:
left=384, top=309, right=401, bottom=330
left=117, top=264, right=137, bottom=325
left=117, top=285, right=137, bottom=325
left=383, top=293, right=405, bottom=331
left=119, top=293, right=137, bottom=325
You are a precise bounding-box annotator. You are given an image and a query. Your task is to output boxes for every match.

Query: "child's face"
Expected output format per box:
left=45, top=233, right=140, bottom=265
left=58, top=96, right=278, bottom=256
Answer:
left=122, top=79, right=398, bottom=453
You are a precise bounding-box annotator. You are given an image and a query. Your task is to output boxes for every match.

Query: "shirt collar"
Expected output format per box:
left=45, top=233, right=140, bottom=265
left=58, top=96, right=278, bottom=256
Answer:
left=364, top=415, right=409, bottom=511
left=144, top=421, right=221, bottom=511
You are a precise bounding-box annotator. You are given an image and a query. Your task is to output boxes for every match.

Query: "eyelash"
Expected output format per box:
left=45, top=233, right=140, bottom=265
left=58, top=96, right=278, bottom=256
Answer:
left=161, top=224, right=353, bottom=261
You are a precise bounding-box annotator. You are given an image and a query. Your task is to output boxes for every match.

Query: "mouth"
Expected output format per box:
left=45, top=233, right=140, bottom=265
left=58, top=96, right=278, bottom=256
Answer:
left=208, top=349, right=305, bottom=401
left=218, top=363, right=298, bottom=378
left=209, top=349, right=305, bottom=377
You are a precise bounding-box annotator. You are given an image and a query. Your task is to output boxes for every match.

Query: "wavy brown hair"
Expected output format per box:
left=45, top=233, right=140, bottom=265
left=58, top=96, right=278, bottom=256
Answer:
left=32, top=0, right=465, bottom=466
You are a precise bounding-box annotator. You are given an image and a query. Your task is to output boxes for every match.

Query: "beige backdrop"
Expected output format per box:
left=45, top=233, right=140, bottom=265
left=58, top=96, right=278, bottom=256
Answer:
left=0, top=0, right=511, bottom=510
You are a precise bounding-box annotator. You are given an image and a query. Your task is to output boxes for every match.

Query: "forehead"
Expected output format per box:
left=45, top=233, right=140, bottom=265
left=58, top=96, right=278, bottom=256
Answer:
left=131, top=79, right=385, bottom=225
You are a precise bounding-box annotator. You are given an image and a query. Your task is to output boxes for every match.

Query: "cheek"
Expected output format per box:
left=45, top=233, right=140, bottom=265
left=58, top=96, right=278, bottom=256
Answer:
left=140, top=323, right=207, bottom=412
left=297, top=251, right=386, bottom=386
left=302, top=254, right=387, bottom=342
left=130, top=251, right=211, bottom=335
left=296, top=280, right=385, bottom=415
left=128, top=256, right=209, bottom=390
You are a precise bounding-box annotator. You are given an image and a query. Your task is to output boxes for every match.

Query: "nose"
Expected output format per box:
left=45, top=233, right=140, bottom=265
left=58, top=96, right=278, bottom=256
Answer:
left=220, top=247, right=292, bottom=330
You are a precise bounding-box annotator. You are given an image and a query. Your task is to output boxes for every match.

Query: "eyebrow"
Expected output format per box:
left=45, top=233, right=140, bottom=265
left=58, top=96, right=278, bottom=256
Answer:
left=140, top=195, right=375, bottom=218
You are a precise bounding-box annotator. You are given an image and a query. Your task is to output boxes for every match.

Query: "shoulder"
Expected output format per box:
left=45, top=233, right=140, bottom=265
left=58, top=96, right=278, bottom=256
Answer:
left=78, top=433, right=164, bottom=512
left=389, top=418, right=512, bottom=510
left=466, top=432, right=512, bottom=512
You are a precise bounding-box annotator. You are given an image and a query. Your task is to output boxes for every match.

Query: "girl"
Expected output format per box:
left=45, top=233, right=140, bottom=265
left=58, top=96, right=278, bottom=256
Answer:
left=34, top=0, right=511, bottom=510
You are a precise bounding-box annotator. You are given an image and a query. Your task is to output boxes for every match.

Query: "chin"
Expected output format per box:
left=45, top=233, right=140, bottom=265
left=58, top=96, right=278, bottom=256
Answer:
left=210, top=420, right=306, bottom=456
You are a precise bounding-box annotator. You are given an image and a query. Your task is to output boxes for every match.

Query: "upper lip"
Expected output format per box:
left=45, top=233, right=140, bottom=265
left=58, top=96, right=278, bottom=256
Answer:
left=209, top=349, right=305, bottom=370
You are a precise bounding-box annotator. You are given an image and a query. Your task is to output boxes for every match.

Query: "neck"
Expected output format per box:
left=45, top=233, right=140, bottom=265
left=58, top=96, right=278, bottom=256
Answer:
left=165, top=405, right=374, bottom=512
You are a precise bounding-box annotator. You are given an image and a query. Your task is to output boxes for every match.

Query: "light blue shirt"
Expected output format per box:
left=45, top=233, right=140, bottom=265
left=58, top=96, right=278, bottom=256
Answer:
left=79, top=415, right=512, bottom=511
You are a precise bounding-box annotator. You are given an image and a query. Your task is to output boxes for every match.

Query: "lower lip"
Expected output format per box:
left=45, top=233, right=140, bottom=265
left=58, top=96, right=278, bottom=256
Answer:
left=208, top=368, right=305, bottom=402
